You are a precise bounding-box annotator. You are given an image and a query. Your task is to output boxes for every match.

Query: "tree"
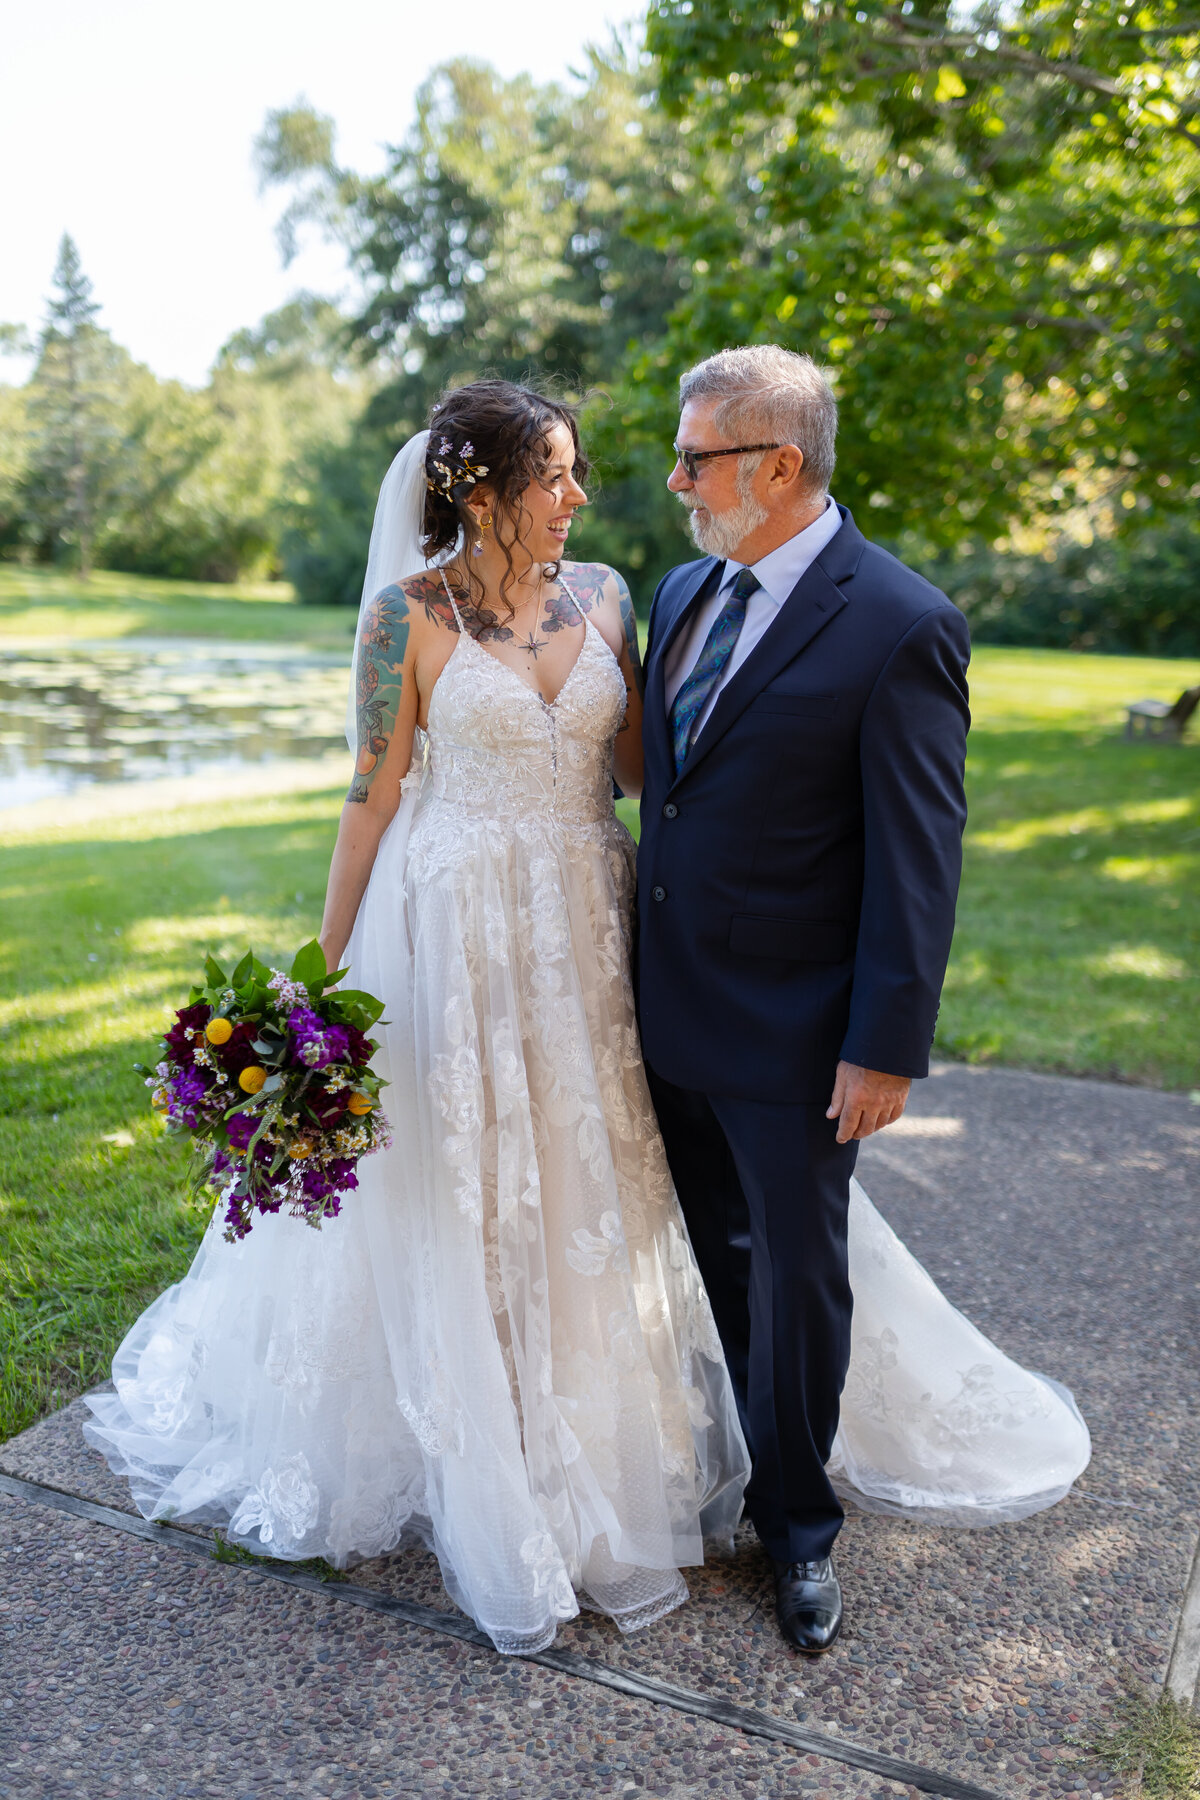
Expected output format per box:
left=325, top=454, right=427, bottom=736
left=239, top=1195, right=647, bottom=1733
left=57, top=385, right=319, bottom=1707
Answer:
left=23, top=236, right=120, bottom=574
left=257, top=52, right=699, bottom=602
left=637, top=0, right=1200, bottom=544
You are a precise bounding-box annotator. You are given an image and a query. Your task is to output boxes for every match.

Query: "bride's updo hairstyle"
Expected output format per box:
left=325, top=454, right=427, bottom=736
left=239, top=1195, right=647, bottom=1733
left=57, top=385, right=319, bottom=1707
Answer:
left=422, top=380, right=588, bottom=618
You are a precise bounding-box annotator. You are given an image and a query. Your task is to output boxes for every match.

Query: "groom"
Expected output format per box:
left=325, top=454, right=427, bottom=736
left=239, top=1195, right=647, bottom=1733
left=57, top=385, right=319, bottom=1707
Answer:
left=637, top=345, right=970, bottom=1653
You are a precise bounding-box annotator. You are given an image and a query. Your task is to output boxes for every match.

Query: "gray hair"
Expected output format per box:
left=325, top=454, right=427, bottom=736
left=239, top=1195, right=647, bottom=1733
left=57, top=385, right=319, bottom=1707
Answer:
left=678, top=345, right=837, bottom=499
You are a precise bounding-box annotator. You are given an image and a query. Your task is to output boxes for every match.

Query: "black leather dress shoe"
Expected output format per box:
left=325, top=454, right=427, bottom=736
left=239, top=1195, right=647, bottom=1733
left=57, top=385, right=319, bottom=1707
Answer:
left=773, top=1556, right=843, bottom=1654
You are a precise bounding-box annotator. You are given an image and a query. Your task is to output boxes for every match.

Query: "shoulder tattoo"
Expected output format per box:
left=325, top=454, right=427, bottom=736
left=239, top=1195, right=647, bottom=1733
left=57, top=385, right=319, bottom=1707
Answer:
left=408, top=568, right=519, bottom=645
left=556, top=562, right=611, bottom=623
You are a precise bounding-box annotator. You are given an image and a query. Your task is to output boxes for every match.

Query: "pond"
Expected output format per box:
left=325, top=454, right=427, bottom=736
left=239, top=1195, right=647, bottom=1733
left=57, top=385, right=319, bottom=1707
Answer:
left=0, top=640, right=350, bottom=809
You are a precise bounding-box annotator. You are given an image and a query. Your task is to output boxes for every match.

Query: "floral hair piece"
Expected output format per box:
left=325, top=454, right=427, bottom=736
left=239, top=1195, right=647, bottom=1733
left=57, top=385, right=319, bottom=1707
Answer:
left=426, top=435, right=490, bottom=499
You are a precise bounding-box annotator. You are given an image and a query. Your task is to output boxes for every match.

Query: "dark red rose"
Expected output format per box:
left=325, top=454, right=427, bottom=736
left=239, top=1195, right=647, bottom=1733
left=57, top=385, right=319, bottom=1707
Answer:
left=345, top=1025, right=373, bottom=1067
left=307, top=1086, right=350, bottom=1130
left=165, top=1002, right=209, bottom=1060
left=214, top=1021, right=260, bottom=1076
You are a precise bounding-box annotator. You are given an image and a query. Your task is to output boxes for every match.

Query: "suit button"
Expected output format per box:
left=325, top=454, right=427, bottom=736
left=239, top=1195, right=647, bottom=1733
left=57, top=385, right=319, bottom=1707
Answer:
left=662, top=802, right=678, bottom=819
left=651, top=885, right=667, bottom=902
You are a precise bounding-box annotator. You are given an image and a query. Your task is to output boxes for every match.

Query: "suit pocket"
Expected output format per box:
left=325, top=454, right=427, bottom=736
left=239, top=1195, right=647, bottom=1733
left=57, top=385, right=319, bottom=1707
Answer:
left=750, top=693, right=839, bottom=718
left=728, top=915, right=850, bottom=962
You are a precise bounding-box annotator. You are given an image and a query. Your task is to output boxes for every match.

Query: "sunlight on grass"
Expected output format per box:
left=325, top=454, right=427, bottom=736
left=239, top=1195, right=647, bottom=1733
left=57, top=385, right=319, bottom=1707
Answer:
left=968, top=646, right=1200, bottom=730
left=973, top=796, right=1195, bottom=852
left=0, top=565, right=356, bottom=651
left=1087, top=946, right=1189, bottom=980
left=126, top=911, right=281, bottom=957
left=1101, top=857, right=1184, bottom=887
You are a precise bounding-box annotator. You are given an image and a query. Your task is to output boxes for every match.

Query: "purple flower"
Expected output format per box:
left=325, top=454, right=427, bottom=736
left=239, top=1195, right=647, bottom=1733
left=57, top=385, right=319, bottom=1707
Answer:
left=287, top=1007, right=351, bottom=1070
left=226, top=1112, right=257, bottom=1151
left=224, top=1194, right=251, bottom=1239
left=168, top=1065, right=214, bottom=1128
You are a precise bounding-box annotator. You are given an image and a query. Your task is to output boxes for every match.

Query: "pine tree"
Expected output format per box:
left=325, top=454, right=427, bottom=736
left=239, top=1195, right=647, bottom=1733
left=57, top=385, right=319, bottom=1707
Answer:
left=24, top=235, right=117, bottom=576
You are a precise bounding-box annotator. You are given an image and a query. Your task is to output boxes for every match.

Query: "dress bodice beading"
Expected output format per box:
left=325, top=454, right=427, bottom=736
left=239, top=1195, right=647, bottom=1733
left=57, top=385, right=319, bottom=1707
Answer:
left=421, top=622, right=628, bottom=832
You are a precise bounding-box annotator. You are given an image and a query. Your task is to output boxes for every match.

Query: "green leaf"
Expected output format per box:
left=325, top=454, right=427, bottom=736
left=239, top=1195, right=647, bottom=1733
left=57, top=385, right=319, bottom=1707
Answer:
left=329, top=988, right=386, bottom=1026
left=204, top=953, right=227, bottom=988
left=933, top=66, right=966, bottom=103
left=290, top=939, right=327, bottom=988
left=230, top=951, right=254, bottom=987
left=321, top=965, right=350, bottom=989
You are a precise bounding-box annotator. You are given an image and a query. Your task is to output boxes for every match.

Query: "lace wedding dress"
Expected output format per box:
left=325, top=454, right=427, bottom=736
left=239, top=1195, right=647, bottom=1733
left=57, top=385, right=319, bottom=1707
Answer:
left=85, top=611, right=1088, bottom=1655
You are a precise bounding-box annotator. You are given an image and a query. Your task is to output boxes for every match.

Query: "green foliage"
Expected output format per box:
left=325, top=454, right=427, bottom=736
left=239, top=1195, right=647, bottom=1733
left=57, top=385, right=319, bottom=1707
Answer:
left=7, top=253, right=371, bottom=583
left=279, top=423, right=394, bottom=606
left=928, top=520, right=1200, bottom=654
left=210, top=1528, right=348, bottom=1581
left=639, top=0, right=1200, bottom=542
left=22, top=235, right=122, bottom=576
left=261, top=53, right=697, bottom=603
left=1087, top=1683, right=1200, bottom=1799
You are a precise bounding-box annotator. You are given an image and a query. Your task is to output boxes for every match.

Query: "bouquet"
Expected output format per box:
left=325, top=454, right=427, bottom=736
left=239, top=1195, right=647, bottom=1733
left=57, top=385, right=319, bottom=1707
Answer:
left=141, top=941, right=391, bottom=1241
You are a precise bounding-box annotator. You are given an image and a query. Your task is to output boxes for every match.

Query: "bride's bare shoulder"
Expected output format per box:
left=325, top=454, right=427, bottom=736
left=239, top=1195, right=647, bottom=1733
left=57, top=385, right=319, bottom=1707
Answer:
left=557, top=559, right=629, bottom=618
left=359, top=569, right=463, bottom=645
left=557, top=560, right=638, bottom=664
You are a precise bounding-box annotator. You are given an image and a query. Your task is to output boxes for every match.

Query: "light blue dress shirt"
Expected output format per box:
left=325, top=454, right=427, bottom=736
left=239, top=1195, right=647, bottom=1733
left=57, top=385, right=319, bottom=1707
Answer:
left=663, top=498, right=844, bottom=736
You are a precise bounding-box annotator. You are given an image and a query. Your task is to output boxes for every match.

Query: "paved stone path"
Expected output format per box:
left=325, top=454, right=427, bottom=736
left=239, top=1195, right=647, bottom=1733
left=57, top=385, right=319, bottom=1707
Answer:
left=2, top=1063, right=1197, bottom=1800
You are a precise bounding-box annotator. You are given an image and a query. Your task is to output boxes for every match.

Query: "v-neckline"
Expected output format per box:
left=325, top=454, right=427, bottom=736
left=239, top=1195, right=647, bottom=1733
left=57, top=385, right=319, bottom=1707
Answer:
left=460, top=616, right=594, bottom=710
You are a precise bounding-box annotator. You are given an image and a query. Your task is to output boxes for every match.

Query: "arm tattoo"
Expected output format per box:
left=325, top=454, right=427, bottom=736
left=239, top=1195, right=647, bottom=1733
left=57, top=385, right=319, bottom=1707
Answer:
left=347, top=585, right=410, bottom=804
left=616, top=574, right=644, bottom=700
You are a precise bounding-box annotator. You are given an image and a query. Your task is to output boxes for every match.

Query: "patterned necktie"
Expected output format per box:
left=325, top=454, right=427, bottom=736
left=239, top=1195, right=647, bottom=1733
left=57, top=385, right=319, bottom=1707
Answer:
left=670, top=567, right=760, bottom=773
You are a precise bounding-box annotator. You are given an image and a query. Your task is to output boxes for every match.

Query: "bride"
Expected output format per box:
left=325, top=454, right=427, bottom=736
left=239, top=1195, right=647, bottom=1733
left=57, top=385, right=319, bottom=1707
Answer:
left=86, top=380, right=1089, bottom=1657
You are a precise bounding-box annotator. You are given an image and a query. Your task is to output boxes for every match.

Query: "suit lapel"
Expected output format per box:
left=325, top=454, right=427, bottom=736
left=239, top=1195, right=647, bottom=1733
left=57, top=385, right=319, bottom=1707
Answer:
left=644, top=557, right=720, bottom=774
left=678, top=513, right=863, bottom=781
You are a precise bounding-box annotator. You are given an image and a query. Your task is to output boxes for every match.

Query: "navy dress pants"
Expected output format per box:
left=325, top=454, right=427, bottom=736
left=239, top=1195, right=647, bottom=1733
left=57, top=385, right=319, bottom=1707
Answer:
left=646, top=1065, right=858, bottom=1564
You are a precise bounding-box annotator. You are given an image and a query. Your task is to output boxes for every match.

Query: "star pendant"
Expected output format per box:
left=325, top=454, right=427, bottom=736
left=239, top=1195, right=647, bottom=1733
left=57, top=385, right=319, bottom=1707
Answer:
left=520, top=632, right=545, bottom=658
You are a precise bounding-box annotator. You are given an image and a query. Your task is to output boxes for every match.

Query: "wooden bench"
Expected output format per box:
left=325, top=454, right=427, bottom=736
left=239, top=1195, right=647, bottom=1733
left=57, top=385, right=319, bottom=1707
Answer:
left=1124, top=686, right=1200, bottom=742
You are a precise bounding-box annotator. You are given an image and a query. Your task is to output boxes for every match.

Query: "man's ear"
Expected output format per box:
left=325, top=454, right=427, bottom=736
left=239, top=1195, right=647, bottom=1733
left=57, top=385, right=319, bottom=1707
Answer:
left=768, top=445, right=806, bottom=491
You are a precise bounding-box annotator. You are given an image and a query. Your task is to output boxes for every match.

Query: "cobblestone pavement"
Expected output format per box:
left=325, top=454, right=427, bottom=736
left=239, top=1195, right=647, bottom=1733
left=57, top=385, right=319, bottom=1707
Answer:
left=1, top=1063, right=1197, bottom=1800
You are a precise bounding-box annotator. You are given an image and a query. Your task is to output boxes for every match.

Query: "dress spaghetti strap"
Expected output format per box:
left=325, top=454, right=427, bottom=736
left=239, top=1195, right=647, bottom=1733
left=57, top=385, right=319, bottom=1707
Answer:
left=439, top=569, right=467, bottom=635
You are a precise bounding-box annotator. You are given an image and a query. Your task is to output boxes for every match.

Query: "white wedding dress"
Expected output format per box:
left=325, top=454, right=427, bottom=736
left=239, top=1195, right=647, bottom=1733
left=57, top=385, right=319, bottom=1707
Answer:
left=85, top=611, right=1089, bottom=1654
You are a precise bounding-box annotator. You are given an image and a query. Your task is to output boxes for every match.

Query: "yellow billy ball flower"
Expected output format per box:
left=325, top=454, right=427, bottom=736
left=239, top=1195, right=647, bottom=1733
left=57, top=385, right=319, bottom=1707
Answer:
left=347, top=1092, right=373, bottom=1115
left=151, top=1090, right=169, bottom=1111
left=238, top=1065, right=267, bottom=1094
left=205, top=1016, right=234, bottom=1045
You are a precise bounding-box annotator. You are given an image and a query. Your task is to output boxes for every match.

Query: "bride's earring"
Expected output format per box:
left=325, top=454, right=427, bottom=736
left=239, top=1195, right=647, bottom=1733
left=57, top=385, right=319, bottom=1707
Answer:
left=473, top=511, right=493, bottom=557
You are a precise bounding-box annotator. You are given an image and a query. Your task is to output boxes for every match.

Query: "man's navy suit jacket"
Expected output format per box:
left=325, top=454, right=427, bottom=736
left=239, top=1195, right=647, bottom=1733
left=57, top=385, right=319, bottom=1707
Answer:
left=636, top=505, right=971, bottom=1104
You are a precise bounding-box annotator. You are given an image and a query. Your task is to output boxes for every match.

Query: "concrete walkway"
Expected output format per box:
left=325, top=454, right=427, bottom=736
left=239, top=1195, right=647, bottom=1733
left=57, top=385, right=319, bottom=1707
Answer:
left=2, top=1063, right=1197, bottom=1800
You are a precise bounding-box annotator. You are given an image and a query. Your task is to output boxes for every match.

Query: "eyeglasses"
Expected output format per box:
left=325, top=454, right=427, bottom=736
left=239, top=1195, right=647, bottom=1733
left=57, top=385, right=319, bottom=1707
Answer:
left=672, top=442, right=783, bottom=480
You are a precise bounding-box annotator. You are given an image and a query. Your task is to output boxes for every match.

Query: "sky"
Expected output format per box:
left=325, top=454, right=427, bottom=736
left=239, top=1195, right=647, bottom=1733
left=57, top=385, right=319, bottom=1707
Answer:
left=1, top=0, right=633, bottom=388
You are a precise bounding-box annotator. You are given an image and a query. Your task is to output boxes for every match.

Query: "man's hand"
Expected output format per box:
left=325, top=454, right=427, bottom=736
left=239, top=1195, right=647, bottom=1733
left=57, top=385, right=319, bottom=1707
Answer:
left=826, top=1061, right=911, bottom=1144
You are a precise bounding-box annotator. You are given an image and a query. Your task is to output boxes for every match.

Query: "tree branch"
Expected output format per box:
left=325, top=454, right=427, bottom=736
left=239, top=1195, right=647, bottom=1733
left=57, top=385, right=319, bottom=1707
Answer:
left=873, top=15, right=1200, bottom=153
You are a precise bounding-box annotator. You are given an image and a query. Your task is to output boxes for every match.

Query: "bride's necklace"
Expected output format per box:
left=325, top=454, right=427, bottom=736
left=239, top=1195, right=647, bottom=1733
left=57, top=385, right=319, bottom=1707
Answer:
left=512, top=572, right=556, bottom=658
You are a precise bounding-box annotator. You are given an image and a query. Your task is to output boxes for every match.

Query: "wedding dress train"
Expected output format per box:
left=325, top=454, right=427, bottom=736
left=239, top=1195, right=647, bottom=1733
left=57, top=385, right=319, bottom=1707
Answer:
left=85, top=612, right=1088, bottom=1655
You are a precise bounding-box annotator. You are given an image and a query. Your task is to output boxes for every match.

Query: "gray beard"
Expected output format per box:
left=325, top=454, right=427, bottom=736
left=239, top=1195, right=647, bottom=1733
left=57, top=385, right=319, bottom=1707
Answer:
left=681, top=489, right=769, bottom=560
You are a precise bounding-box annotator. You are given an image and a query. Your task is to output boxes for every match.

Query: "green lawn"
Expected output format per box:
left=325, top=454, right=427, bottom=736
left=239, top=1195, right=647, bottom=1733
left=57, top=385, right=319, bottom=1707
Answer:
left=947, top=649, right=1198, bottom=1088
left=0, top=565, right=357, bottom=651
left=0, top=606, right=1197, bottom=1440
left=0, top=782, right=345, bottom=1439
